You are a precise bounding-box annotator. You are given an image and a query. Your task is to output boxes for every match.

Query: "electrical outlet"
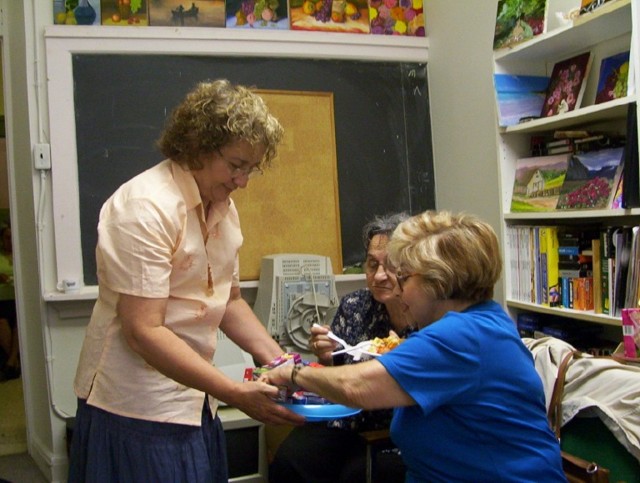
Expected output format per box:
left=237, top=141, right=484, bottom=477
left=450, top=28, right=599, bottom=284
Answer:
left=34, top=143, right=52, bottom=170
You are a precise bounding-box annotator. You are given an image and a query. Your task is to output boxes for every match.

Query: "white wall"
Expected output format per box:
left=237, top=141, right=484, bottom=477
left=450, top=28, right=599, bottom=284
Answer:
left=2, top=1, right=502, bottom=481
left=425, top=0, right=503, bottom=303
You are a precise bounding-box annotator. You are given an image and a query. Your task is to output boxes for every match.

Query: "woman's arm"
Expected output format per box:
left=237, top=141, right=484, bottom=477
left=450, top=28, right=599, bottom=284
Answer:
left=119, top=293, right=304, bottom=426
left=261, top=358, right=416, bottom=410
left=219, top=286, right=285, bottom=366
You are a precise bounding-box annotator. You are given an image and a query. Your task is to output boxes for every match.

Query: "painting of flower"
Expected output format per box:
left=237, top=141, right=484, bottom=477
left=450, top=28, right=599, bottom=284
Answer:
left=540, top=52, right=592, bottom=118
left=595, top=51, right=630, bottom=104
left=368, top=0, right=425, bottom=36
left=555, top=147, right=624, bottom=210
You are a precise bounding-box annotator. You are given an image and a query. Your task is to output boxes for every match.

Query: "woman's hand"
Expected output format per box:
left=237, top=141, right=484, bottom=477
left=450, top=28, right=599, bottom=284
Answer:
left=309, top=324, right=335, bottom=365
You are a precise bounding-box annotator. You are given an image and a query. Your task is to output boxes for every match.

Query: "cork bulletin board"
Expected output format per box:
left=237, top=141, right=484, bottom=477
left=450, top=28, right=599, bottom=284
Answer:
left=231, top=90, right=342, bottom=280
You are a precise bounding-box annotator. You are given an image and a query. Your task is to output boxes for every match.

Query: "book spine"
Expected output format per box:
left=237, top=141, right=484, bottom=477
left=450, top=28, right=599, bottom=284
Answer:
left=592, top=238, right=602, bottom=314
left=539, top=226, right=560, bottom=307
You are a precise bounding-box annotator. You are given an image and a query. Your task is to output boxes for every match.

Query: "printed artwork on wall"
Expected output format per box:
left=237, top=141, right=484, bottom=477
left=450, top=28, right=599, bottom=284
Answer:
left=149, top=0, right=226, bottom=27
left=225, top=0, right=289, bottom=29
left=289, top=0, right=370, bottom=33
left=368, top=0, right=425, bottom=36
left=101, top=0, right=149, bottom=25
left=54, top=0, right=102, bottom=25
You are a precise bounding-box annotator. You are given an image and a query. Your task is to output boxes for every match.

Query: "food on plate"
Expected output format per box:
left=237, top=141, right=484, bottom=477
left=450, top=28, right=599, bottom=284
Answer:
left=369, top=334, right=404, bottom=354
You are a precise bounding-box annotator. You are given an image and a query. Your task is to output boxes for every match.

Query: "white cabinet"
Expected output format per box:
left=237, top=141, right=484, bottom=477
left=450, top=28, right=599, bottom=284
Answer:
left=493, top=0, right=640, bottom=330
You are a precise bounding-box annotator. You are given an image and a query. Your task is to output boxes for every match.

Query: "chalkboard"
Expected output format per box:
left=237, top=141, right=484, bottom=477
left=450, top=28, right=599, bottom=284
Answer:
left=72, top=54, right=434, bottom=285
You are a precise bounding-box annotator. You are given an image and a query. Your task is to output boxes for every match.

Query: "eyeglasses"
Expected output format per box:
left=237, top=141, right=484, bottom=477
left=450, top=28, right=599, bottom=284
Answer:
left=395, top=271, right=418, bottom=291
left=217, top=150, right=263, bottom=179
left=363, top=258, right=388, bottom=275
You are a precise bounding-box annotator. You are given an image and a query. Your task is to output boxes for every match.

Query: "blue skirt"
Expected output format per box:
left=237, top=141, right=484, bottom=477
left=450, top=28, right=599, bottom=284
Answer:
left=68, top=398, right=228, bottom=483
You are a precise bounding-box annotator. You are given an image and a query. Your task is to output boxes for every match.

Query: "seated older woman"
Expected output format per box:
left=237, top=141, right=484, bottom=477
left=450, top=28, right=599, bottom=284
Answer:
left=261, top=210, right=565, bottom=482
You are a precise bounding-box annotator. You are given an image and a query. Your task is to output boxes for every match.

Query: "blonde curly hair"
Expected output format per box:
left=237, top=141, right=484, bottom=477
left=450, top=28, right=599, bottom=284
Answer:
left=157, top=79, right=284, bottom=170
left=387, top=210, right=502, bottom=303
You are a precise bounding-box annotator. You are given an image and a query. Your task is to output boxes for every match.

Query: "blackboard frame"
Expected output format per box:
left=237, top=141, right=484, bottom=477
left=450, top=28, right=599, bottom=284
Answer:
left=44, top=29, right=432, bottom=295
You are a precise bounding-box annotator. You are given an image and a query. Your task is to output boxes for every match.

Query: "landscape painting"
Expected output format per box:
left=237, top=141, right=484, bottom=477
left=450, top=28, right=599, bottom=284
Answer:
left=511, top=154, right=570, bottom=212
left=556, top=147, right=625, bottom=210
left=493, top=0, right=546, bottom=50
left=148, top=0, right=225, bottom=27
left=494, top=73, right=549, bottom=126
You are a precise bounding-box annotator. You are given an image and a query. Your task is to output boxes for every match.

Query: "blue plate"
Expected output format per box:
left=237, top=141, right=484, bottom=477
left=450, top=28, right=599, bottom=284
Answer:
left=280, top=403, right=362, bottom=421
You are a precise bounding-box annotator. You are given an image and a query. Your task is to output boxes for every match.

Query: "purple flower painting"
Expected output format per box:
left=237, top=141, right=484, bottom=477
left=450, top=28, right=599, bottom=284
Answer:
left=540, top=52, right=592, bottom=118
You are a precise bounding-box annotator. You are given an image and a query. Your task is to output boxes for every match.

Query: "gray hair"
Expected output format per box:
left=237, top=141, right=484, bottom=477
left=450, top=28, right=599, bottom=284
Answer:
left=362, top=212, right=410, bottom=251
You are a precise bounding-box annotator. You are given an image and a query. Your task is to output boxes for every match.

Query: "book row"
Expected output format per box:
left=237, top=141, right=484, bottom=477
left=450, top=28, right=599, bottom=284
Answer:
left=507, top=224, right=640, bottom=317
left=55, top=0, right=425, bottom=35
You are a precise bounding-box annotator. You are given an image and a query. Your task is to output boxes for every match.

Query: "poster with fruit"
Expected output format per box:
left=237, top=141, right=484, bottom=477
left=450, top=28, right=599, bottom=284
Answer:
left=150, top=0, right=226, bottom=27
left=226, top=0, right=289, bottom=29
left=289, top=0, right=370, bottom=33
left=101, top=0, right=149, bottom=25
left=368, top=0, right=424, bottom=36
left=54, top=0, right=101, bottom=25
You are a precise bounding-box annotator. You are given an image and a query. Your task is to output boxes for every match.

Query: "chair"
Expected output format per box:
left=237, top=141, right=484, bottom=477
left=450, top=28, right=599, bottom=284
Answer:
left=359, top=429, right=394, bottom=483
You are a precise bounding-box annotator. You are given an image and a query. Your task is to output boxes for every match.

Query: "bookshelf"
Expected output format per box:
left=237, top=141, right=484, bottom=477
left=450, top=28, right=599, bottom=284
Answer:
left=493, top=0, right=640, bottom=332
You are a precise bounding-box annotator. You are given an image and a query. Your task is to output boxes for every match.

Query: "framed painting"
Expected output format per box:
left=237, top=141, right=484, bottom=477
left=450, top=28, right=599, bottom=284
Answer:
left=494, top=73, right=549, bottom=126
left=149, top=0, right=226, bottom=27
left=510, top=154, right=570, bottom=212
left=101, top=0, right=149, bottom=25
left=231, top=90, right=343, bottom=280
left=595, top=51, right=630, bottom=104
left=540, top=52, right=592, bottom=118
left=289, top=0, right=370, bottom=33
left=493, top=0, right=546, bottom=50
left=225, top=0, right=289, bottom=28
left=556, top=147, right=625, bottom=210
left=368, top=0, right=425, bottom=36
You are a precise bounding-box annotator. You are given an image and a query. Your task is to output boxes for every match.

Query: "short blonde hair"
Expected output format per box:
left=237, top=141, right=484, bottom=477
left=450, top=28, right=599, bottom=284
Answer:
left=157, top=79, right=284, bottom=170
left=387, top=210, right=502, bottom=303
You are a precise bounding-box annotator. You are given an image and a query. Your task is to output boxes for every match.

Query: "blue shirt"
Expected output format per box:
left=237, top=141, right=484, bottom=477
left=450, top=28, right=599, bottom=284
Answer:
left=378, top=301, right=565, bottom=482
left=329, top=288, right=414, bottom=431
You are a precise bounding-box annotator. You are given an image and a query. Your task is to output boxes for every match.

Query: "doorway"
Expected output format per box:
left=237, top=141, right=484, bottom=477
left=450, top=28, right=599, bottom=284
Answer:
left=0, top=45, right=27, bottom=456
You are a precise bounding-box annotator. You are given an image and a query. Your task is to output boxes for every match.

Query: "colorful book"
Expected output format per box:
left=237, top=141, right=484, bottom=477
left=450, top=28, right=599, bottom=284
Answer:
left=539, top=226, right=560, bottom=307
left=595, top=51, right=630, bottom=104
left=621, top=308, right=640, bottom=358
left=540, top=52, right=592, bottom=118
left=555, top=147, right=625, bottom=211
left=592, top=238, right=602, bottom=313
left=510, top=155, right=570, bottom=212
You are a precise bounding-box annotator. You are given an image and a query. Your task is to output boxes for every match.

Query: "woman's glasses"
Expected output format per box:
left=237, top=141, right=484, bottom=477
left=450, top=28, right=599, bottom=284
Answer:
left=217, top=150, right=263, bottom=179
left=395, top=270, right=418, bottom=291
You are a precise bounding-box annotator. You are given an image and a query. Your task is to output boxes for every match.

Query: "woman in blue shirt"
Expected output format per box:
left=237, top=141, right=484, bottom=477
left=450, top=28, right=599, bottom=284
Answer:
left=262, top=210, right=565, bottom=482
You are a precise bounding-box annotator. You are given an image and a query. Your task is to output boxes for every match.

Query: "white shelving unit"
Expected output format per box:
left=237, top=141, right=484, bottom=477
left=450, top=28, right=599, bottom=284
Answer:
left=493, top=0, right=640, bottom=329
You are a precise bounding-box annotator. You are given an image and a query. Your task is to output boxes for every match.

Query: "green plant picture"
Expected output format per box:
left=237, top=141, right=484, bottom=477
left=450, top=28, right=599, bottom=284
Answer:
left=493, top=0, right=546, bottom=50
